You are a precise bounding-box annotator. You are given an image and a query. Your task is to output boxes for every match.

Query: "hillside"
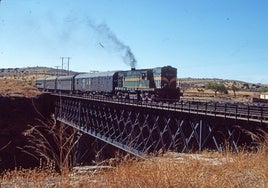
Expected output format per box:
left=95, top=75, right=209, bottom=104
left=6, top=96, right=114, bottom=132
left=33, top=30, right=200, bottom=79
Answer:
left=179, top=77, right=263, bottom=91
left=0, top=78, right=40, bottom=97
left=0, top=66, right=78, bottom=78
left=0, top=67, right=77, bottom=97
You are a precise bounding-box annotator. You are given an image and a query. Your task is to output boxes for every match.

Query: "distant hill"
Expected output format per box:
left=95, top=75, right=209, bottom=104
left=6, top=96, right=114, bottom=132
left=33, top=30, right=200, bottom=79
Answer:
left=179, top=77, right=265, bottom=92
left=0, top=66, right=78, bottom=79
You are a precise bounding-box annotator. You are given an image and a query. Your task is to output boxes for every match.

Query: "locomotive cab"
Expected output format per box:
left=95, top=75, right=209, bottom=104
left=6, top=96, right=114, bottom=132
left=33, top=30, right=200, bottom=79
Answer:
left=153, top=66, right=182, bottom=101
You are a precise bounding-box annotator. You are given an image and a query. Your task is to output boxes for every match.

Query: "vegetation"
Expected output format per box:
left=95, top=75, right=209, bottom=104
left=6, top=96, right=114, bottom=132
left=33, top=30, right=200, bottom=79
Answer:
left=205, top=81, right=228, bottom=95
left=1, top=145, right=267, bottom=187
left=22, top=115, right=80, bottom=173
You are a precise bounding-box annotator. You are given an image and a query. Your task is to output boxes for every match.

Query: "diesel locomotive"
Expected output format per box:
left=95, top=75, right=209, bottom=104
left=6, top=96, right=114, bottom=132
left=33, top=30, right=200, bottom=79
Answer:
left=36, top=66, right=182, bottom=101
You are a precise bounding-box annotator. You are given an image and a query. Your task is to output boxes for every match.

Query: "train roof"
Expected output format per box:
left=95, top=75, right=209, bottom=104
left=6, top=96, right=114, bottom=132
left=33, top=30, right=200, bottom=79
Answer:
left=45, top=76, right=57, bottom=81
left=75, top=71, right=118, bottom=79
left=57, top=75, right=76, bottom=80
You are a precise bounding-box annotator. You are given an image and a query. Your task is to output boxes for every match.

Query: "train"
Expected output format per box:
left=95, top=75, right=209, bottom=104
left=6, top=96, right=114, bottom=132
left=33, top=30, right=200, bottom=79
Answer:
left=36, top=66, right=182, bottom=101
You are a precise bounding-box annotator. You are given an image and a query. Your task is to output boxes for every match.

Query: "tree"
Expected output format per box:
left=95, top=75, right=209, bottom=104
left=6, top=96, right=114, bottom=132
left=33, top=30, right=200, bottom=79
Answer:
left=231, top=82, right=239, bottom=97
left=206, top=81, right=227, bottom=96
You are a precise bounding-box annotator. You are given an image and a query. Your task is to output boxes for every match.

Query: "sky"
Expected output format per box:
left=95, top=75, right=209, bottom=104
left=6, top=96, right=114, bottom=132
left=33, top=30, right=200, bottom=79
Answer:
left=0, top=0, right=268, bottom=83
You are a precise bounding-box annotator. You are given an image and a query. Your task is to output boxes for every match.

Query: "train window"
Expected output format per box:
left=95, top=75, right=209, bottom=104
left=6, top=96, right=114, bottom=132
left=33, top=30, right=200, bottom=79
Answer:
left=141, top=73, right=146, bottom=80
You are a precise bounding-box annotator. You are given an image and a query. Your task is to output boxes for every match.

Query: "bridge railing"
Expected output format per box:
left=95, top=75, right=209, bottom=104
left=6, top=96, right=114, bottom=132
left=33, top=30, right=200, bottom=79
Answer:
left=52, top=93, right=268, bottom=123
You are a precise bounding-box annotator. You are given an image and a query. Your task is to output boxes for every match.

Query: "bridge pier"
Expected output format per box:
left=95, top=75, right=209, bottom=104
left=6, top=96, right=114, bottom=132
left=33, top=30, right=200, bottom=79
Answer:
left=74, top=133, right=124, bottom=165
left=74, top=133, right=95, bottom=166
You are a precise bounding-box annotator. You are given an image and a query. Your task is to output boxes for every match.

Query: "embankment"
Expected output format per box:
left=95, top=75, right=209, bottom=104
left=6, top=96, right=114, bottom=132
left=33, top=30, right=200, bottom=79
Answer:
left=0, top=94, right=53, bottom=171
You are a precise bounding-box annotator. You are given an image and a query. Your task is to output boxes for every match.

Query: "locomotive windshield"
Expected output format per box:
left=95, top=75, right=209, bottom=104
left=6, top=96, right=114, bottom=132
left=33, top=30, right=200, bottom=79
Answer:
left=161, top=66, right=177, bottom=89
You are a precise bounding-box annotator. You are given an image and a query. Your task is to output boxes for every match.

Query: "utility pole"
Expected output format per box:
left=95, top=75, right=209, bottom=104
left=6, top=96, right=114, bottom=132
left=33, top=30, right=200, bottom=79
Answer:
left=35, top=69, right=38, bottom=79
left=61, top=57, right=64, bottom=76
left=55, top=66, right=60, bottom=76
left=67, top=57, right=71, bottom=75
left=60, top=57, right=71, bottom=75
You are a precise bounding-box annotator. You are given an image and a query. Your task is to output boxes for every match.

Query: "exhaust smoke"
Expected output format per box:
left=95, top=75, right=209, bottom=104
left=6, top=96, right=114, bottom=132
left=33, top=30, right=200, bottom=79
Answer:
left=87, top=19, right=137, bottom=69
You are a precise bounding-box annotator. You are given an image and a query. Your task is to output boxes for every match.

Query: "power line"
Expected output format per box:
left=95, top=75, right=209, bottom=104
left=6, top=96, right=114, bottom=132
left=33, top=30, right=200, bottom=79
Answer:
left=60, top=57, right=71, bottom=75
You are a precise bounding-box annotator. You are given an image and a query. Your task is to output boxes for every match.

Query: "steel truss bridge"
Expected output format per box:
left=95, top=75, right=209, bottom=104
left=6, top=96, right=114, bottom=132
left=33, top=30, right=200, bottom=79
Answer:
left=52, top=94, right=268, bottom=158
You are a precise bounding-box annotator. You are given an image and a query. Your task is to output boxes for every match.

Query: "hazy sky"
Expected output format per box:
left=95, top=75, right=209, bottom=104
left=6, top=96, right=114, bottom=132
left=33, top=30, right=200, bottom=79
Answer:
left=0, top=0, right=267, bottom=83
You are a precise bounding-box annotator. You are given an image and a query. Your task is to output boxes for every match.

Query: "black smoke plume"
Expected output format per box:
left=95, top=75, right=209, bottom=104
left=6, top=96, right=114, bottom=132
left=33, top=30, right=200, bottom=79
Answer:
left=87, top=19, right=137, bottom=69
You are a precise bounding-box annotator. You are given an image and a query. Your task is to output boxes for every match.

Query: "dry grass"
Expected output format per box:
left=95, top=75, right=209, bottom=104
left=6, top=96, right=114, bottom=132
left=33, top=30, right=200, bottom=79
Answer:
left=22, top=115, right=80, bottom=173
left=0, top=169, right=59, bottom=187
left=1, top=147, right=267, bottom=188
left=0, top=78, right=40, bottom=97
left=90, top=150, right=267, bottom=188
